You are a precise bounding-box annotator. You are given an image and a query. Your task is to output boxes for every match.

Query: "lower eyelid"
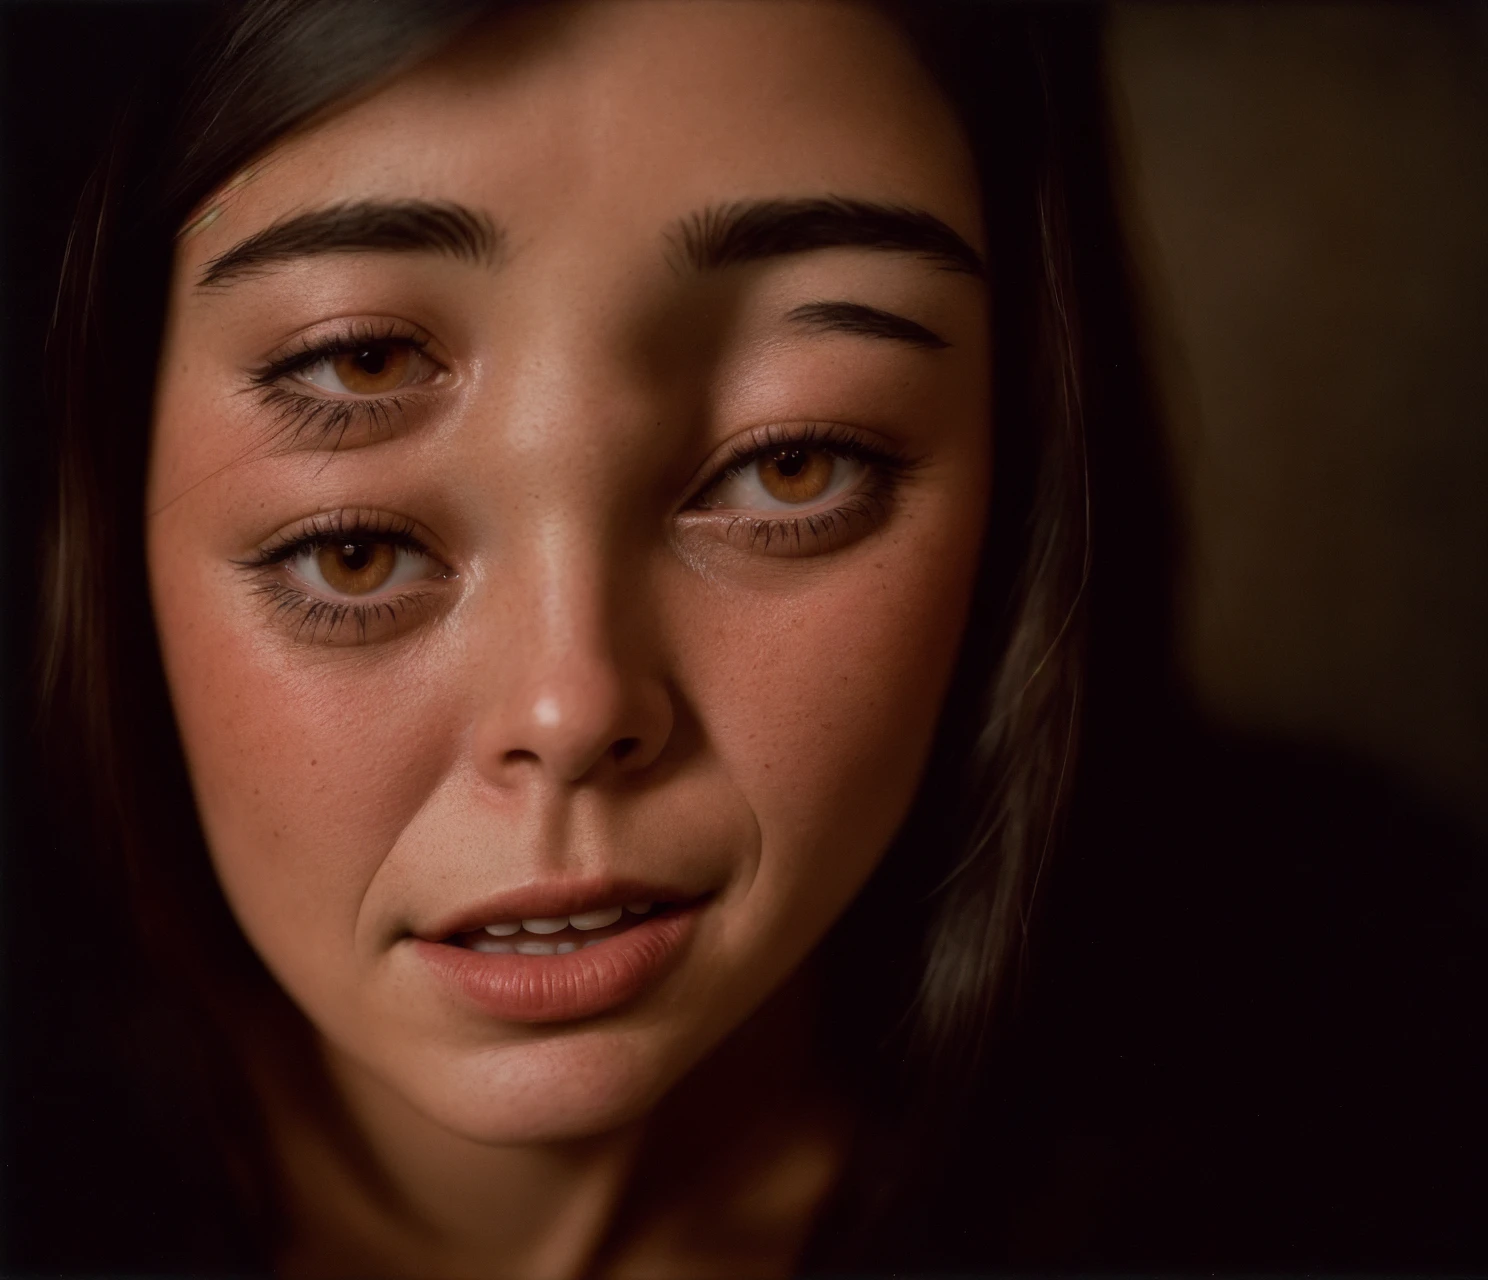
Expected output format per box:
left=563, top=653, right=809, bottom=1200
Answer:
left=686, top=476, right=899, bottom=557
left=249, top=357, right=444, bottom=455
left=251, top=385, right=410, bottom=454
left=246, top=575, right=446, bottom=645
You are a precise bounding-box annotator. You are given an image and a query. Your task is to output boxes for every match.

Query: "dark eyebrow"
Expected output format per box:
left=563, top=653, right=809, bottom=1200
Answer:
left=670, top=196, right=985, bottom=278
left=785, top=300, right=950, bottom=350
left=196, top=199, right=501, bottom=288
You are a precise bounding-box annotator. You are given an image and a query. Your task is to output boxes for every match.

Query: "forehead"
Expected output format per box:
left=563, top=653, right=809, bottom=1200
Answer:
left=179, top=0, right=982, bottom=271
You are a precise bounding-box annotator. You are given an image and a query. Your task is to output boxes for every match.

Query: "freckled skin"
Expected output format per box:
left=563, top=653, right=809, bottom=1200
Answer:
left=148, top=0, right=989, bottom=1162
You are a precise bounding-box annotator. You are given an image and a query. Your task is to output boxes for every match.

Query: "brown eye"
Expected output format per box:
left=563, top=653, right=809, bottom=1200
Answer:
left=758, top=447, right=835, bottom=504
left=329, top=344, right=413, bottom=394
left=314, top=542, right=397, bottom=595
left=293, top=339, right=439, bottom=397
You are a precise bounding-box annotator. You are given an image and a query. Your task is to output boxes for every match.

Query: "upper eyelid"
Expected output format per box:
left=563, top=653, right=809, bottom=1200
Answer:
left=264, top=531, right=436, bottom=569
left=248, top=323, right=442, bottom=386
left=685, top=423, right=914, bottom=503
left=235, top=510, right=447, bottom=567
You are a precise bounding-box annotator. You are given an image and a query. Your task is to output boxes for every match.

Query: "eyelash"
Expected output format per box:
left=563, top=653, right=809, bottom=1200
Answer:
left=246, top=320, right=435, bottom=452
left=697, top=421, right=913, bottom=553
left=233, top=510, right=445, bottom=645
left=242, top=334, right=916, bottom=641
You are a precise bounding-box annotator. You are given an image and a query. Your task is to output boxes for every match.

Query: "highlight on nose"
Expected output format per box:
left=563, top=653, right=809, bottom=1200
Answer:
left=485, top=678, right=672, bottom=787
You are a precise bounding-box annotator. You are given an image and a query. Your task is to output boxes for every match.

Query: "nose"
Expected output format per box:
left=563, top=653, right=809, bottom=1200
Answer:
left=469, top=558, right=675, bottom=790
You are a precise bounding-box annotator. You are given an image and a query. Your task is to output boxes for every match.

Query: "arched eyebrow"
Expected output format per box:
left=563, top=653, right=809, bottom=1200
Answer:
left=669, top=197, right=985, bottom=277
left=195, top=199, right=501, bottom=288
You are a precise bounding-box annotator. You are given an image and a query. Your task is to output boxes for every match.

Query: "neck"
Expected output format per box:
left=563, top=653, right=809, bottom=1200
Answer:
left=258, top=970, right=851, bottom=1279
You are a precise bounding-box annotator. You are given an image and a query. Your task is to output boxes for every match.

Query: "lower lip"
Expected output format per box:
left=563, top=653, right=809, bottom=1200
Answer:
left=411, top=907, right=699, bottom=1023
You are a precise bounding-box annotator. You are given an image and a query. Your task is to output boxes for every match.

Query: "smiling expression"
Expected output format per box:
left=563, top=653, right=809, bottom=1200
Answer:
left=146, top=0, right=991, bottom=1143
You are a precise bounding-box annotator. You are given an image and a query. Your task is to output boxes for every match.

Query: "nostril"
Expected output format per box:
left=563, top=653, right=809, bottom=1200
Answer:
left=503, top=748, right=541, bottom=767
left=612, top=737, right=640, bottom=762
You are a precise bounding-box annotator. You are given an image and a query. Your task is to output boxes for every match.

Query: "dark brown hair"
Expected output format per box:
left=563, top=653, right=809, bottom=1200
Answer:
left=21, top=0, right=1169, bottom=1270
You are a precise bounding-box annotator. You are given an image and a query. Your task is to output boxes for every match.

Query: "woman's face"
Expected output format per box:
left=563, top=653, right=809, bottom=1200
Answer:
left=148, top=0, right=989, bottom=1143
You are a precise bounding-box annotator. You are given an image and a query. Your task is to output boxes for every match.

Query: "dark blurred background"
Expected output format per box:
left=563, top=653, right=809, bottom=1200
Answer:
left=1112, top=3, right=1488, bottom=854
left=1, top=2, right=1484, bottom=1274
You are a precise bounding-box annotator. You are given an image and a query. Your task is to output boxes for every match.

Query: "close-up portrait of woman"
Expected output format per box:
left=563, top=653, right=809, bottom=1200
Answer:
left=2, top=0, right=1484, bottom=1276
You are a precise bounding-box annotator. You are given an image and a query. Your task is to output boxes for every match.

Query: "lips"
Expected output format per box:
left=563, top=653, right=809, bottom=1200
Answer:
left=410, top=882, right=706, bottom=1023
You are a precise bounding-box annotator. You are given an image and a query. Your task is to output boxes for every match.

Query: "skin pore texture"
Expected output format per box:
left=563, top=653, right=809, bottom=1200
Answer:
left=145, top=2, right=991, bottom=1275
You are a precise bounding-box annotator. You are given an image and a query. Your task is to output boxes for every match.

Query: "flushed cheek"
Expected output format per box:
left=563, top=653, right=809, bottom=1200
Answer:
left=151, top=561, right=453, bottom=989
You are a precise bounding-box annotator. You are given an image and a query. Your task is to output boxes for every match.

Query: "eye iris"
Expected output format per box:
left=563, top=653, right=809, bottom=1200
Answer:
left=331, top=344, right=411, bottom=394
left=759, top=447, right=833, bottom=503
left=316, top=541, right=396, bottom=595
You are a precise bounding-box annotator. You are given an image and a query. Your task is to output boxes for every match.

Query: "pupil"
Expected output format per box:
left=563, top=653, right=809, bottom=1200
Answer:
left=773, top=449, right=806, bottom=478
left=340, top=543, right=372, bottom=571
left=353, top=347, right=387, bottom=375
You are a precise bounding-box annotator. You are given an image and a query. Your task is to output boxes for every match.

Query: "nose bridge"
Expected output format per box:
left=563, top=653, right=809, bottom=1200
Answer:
left=467, top=419, right=671, bottom=792
left=527, top=522, right=628, bottom=701
left=485, top=307, right=669, bottom=528
left=493, top=347, right=652, bottom=683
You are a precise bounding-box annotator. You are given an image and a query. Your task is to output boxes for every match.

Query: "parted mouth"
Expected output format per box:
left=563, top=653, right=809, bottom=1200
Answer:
left=414, top=880, right=707, bottom=950
left=414, top=892, right=704, bottom=1022
left=445, top=900, right=675, bottom=956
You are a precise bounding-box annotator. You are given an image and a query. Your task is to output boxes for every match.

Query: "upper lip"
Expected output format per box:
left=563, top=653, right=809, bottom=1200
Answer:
left=413, top=876, right=706, bottom=941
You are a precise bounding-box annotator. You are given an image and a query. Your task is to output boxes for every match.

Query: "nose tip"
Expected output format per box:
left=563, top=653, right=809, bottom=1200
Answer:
left=484, top=676, right=673, bottom=788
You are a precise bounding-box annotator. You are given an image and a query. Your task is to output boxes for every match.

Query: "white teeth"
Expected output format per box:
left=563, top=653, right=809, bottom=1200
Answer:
left=470, top=902, right=659, bottom=948
left=583, top=938, right=606, bottom=949
left=569, top=906, right=623, bottom=931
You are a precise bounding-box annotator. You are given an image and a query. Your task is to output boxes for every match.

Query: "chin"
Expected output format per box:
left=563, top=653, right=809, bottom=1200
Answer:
left=358, top=1020, right=693, bottom=1146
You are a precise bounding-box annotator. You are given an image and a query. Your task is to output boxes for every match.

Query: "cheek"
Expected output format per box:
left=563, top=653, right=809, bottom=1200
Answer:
left=671, top=495, right=986, bottom=934
left=148, top=523, right=450, bottom=989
